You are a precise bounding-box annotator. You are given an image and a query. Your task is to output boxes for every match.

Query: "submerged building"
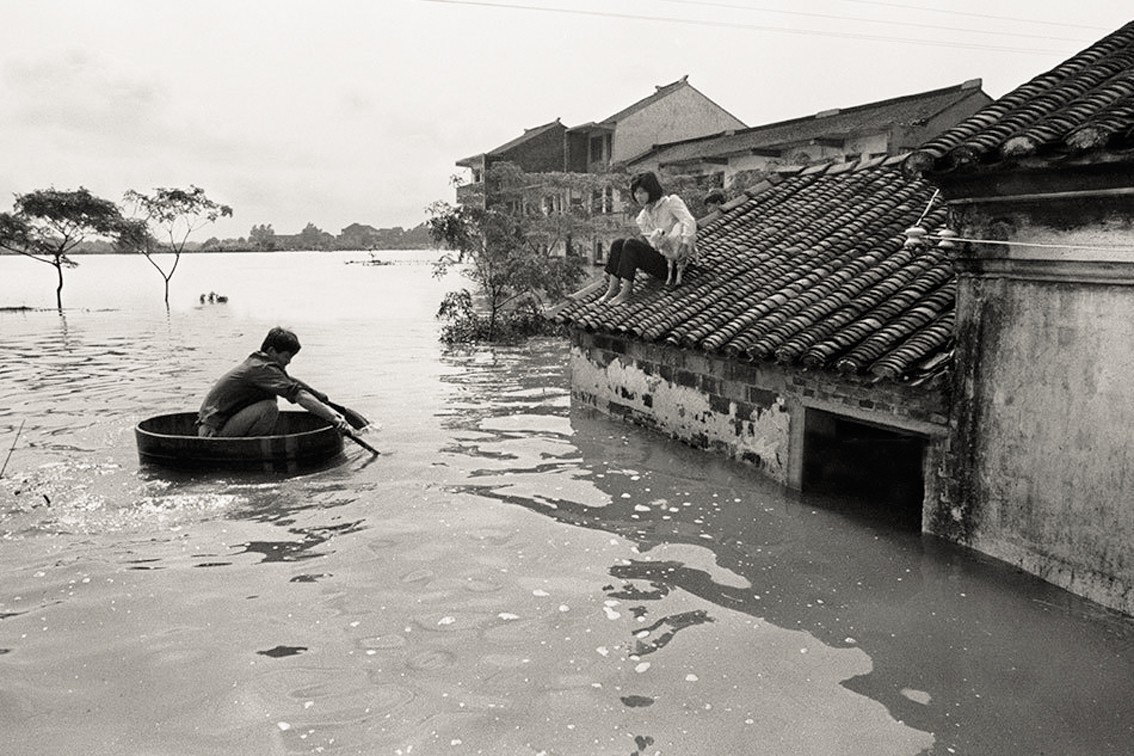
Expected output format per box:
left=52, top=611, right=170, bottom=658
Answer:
left=551, top=21, right=1134, bottom=615
left=550, top=157, right=953, bottom=529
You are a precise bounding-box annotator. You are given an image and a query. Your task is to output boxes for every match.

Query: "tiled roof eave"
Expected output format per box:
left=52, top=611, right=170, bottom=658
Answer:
left=561, top=317, right=952, bottom=388
left=908, top=143, right=1134, bottom=180
left=904, top=21, right=1134, bottom=173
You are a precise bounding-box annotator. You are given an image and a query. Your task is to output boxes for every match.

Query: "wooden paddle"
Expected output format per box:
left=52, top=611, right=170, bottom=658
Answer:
left=296, top=381, right=380, bottom=456
left=321, top=400, right=379, bottom=455
left=324, top=399, right=370, bottom=431
left=341, top=425, right=380, bottom=455
left=0, top=419, right=25, bottom=478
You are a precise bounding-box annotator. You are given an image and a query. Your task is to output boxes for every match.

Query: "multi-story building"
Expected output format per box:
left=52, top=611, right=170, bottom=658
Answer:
left=625, top=80, right=991, bottom=190
left=563, top=75, right=747, bottom=174
left=455, top=77, right=747, bottom=262
left=456, top=79, right=991, bottom=266
left=455, top=119, right=568, bottom=209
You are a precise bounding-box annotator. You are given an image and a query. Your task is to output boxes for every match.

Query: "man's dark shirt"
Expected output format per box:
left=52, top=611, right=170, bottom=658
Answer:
left=197, top=351, right=302, bottom=432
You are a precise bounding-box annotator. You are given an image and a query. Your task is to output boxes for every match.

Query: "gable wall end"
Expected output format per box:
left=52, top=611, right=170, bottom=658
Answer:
left=941, top=197, right=1134, bottom=615
left=613, top=88, right=745, bottom=164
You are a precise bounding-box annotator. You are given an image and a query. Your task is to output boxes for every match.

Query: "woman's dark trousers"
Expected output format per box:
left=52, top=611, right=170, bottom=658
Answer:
left=605, top=238, right=667, bottom=281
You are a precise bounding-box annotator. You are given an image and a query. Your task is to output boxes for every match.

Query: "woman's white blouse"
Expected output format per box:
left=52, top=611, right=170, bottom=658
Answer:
left=636, top=195, right=698, bottom=252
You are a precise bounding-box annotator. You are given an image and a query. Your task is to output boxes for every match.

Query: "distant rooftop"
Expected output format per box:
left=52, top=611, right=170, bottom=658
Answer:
left=457, top=119, right=563, bottom=167
left=568, top=75, right=746, bottom=133
left=626, top=80, right=987, bottom=167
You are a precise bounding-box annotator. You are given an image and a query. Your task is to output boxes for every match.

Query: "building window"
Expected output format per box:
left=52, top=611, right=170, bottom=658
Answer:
left=589, top=135, right=604, bottom=163
left=544, top=195, right=566, bottom=215
left=592, top=186, right=615, bottom=214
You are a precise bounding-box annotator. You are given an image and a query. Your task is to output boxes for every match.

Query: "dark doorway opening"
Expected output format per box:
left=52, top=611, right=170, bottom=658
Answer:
left=802, top=409, right=925, bottom=531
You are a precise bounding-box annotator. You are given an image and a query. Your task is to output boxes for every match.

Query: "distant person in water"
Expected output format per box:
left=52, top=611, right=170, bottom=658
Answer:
left=196, top=327, right=348, bottom=437
left=599, top=171, right=697, bottom=304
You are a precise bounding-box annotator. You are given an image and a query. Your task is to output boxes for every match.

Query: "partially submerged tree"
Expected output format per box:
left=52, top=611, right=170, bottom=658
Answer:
left=123, top=185, right=233, bottom=304
left=427, top=198, right=585, bottom=343
left=0, top=187, right=133, bottom=309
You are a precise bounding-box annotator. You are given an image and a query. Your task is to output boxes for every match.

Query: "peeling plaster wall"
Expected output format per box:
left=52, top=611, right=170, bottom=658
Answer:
left=570, top=331, right=950, bottom=508
left=571, top=341, right=793, bottom=481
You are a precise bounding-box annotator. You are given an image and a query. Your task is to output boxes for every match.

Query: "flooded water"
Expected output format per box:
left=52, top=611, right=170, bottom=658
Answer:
left=1, top=252, right=1132, bottom=755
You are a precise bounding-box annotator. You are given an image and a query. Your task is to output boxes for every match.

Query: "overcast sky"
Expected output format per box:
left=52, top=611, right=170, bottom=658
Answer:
left=0, top=1, right=1128, bottom=241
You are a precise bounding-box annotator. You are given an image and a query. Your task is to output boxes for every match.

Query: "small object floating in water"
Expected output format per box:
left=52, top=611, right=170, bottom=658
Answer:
left=135, top=411, right=346, bottom=472
left=345, top=253, right=392, bottom=266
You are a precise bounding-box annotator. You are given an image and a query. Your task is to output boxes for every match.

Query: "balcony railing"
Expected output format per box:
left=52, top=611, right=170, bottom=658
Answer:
left=455, top=182, right=485, bottom=206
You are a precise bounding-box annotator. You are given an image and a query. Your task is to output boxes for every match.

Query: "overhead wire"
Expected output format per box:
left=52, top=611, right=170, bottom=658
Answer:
left=652, top=0, right=1098, bottom=44
left=833, top=0, right=1114, bottom=32
left=421, top=0, right=1080, bottom=55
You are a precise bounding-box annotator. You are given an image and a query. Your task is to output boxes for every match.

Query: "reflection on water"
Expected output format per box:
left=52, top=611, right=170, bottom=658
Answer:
left=1, top=254, right=1132, bottom=755
left=436, top=339, right=1134, bottom=756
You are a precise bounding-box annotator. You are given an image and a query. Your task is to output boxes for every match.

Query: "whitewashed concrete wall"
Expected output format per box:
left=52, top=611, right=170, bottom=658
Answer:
left=949, top=209, right=1134, bottom=615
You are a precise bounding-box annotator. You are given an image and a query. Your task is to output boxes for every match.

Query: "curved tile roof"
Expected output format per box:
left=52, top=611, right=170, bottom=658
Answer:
left=551, top=160, right=954, bottom=384
left=629, top=81, right=987, bottom=168
left=906, top=21, right=1134, bottom=172
left=457, top=119, right=565, bottom=167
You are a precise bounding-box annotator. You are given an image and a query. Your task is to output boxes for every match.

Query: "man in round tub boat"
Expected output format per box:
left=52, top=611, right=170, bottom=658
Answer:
left=196, top=327, right=349, bottom=437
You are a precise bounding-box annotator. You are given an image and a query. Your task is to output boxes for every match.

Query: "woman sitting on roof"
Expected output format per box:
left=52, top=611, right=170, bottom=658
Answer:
left=599, top=171, right=697, bottom=305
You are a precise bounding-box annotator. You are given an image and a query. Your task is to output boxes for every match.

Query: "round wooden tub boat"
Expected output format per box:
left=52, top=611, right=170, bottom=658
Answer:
left=135, top=412, right=344, bottom=472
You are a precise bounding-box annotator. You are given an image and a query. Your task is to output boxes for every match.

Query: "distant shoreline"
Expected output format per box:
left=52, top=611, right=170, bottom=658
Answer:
left=0, top=247, right=439, bottom=256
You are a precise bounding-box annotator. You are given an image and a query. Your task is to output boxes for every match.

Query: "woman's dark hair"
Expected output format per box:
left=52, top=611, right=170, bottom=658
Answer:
left=629, top=171, right=665, bottom=204
left=262, top=326, right=301, bottom=355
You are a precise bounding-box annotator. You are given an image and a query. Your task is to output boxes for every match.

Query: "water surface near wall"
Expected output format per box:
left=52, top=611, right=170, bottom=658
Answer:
left=1, top=253, right=1131, bottom=755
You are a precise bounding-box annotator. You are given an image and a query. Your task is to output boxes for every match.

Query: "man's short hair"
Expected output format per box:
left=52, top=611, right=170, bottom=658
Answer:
left=262, top=327, right=301, bottom=355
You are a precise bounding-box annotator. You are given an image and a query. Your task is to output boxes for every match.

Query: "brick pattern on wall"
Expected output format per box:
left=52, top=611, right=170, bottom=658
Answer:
left=571, top=330, right=950, bottom=492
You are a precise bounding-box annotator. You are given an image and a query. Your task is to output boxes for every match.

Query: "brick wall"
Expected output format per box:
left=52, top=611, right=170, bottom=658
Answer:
left=570, top=329, right=952, bottom=522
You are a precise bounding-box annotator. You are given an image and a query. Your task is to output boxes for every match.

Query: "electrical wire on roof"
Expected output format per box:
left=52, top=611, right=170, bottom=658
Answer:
left=652, top=0, right=1097, bottom=44
left=914, top=189, right=940, bottom=226
left=905, top=228, right=1134, bottom=254
left=421, top=0, right=1078, bottom=55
